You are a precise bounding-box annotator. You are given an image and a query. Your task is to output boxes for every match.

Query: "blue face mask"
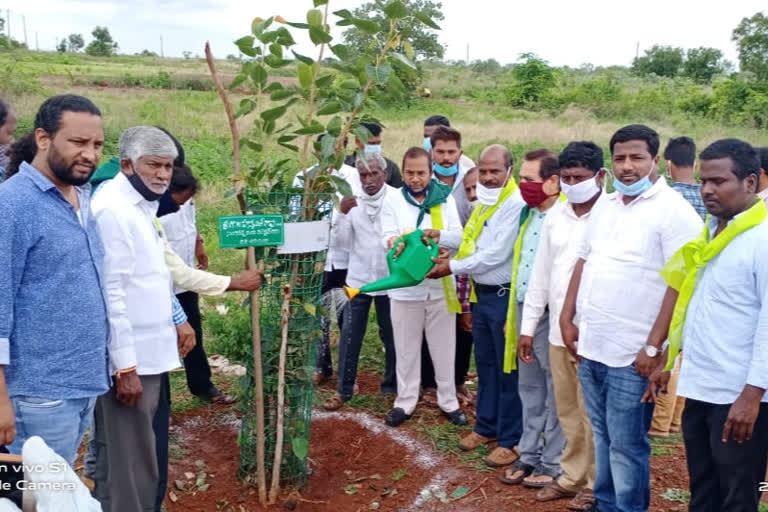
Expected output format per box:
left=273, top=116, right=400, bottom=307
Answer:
left=433, top=161, right=459, bottom=177
left=405, top=182, right=428, bottom=197
left=365, top=144, right=381, bottom=154
left=612, top=164, right=655, bottom=197
left=422, top=137, right=432, bottom=152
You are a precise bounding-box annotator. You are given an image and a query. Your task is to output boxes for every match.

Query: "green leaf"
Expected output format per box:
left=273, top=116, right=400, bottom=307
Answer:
left=333, top=9, right=353, bottom=18
left=326, top=116, right=343, bottom=136
left=265, top=55, right=292, bottom=68
left=403, top=41, right=414, bottom=60
left=234, top=36, right=255, bottom=57
left=414, top=12, right=441, bottom=30
left=277, top=135, right=298, bottom=143
left=391, top=468, right=408, bottom=481
left=234, top=99, right=256, bottom=118
left=269, top=43, right=283, bottom=58
left=383, top=1, right=408, bottom=18
left=261, top=105, right=287, bottom=122
left=344, top=484, right=359, bottom=495
left=286, top=21, right=310, bottom=29
left=294, top=122, right=325, bottom=135
left=389, top=52, right=417, bottom=70
left=251, top=16, right=274, bottom=37
left=276, top=27, right=296, bottom=46
left=250, top=64, right=267, bottom=87
left=351, top=18, right=379, bottom=34
left=321, top=135, right=336, bottom=158
left=292, top=437, right=309, bottom=459
left=297, top=62, right=314, bottom=88
left=258, top=30, right=279, bottom=45
left=309, top=26, right=333, bottom=45
left=303, top=303, right=317, bottom=316
left=228, top=74, right=247, bottom=90
left=316, top=101, right=341, bottom=116
left=353, top=124, right=371, bottom=143
left=270, top=88, right=295, bottom=101
left=450, top=485, right=469, bottom=499
left=330, top=44, right=353, bottom=61
left=241, top=139, right=263, bottom=152
left=264, top=81, right=283, bottom=92
left=292, top=50, right=314, bottom=65
left=313, top=0, right=329, bottom=5
left=315, top=74, right=334, bottom=88
left=279, top=142, right=299, bottom=152
left=307, top=9, right=323, bottom=27
left=330, top=175, right=354, bottom=198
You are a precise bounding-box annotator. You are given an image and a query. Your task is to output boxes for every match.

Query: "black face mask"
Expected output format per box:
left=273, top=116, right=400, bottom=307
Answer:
left=127, top=171, right=164, bottom=201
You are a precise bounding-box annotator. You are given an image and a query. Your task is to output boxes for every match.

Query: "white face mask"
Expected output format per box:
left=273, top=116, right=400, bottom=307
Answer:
left=468, top=199, right=480, bottom=208
left=476, top=166, right=512, bottom=206
left=561, top=175, right=601, bottom=204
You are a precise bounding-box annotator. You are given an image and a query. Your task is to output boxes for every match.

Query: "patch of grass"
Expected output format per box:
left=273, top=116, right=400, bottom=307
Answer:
left=759, top=503, right=768, bottom=512
left=660, top=487, right=690, bottom=503
left=414, top=416, right=492, bottom=472
left=168, top=369, right=239, bottom=415
left=650, top=432, right=683, bottom=445
left=651, top=446, right=674, bottom=456
left=345, top=392, right=392, bottom=416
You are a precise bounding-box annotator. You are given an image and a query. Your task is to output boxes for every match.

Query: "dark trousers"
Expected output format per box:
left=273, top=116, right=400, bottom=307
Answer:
left=421, top=315, right=473, bottom=388
left=337, top=293, right=397, bottom=399
left=178, top=291, right=213, bottom=396
left=153, top=374, right=171, bottom=512
left=683, top=398, right=768, bottom=512
left=317, top=268, right=347, bottom=376
left=472, top=289, right=522, bottom=448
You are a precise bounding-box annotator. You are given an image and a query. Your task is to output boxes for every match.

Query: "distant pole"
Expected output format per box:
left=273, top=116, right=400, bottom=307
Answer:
left=466, top=43, right=469, bottom=65
left=35, top=31, right=38, bottom=51
left=635, top=41, right=639, bottom=60
left=6, top=10, right=10, bottom=39
left=22, top=16, right=27, bottom=47
left=160, top=35, right=164, bottom=57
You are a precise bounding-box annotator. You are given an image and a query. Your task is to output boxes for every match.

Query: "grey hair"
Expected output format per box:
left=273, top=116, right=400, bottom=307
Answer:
left=355, top=152, right=387, bottom=174
left=119, top=126, right=178, bottom=163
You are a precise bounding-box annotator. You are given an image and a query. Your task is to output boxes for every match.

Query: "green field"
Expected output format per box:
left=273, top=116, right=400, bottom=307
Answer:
left=4, top=50, right=768, bottom=370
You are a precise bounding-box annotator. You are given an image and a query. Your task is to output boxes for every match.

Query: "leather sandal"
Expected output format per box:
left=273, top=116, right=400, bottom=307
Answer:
left=535, top=481, right=578, bottom=502
left=323, top=394, right=345, bottom=411
left=498, top=460, right=535, bottom=485
left=566, top=489, right=596, bottom=511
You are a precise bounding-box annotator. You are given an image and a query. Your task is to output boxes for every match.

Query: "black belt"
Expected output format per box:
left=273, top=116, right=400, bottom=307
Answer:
left=474, top=282, right=511, bottom=295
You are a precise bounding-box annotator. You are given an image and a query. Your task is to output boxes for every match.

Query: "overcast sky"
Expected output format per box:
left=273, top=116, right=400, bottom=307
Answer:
left=2, top=1, right=765, bottom=67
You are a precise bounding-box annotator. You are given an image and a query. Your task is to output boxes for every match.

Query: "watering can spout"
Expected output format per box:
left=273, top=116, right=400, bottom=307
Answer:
left=344, top=286, right=361, bottom=300
left=346, top=229, right=439, bottom=297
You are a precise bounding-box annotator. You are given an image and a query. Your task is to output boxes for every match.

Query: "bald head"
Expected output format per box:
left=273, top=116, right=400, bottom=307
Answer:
left=478, top=144, right=513, bottom=189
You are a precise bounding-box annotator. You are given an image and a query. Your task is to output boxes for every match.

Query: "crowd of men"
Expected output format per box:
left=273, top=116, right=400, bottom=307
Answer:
left=318, top=116, right=768, bottom=512
left=1, top=93, right=768, bottom=512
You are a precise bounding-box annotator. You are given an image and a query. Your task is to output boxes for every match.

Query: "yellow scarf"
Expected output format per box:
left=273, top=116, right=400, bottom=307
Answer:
left=503, top=194, right=566, bottom=373
left=454, top=178, right=519, bottom=303
left=660, top=199, right=767, bottom=371
left=430, top=205, right=462, bottom=313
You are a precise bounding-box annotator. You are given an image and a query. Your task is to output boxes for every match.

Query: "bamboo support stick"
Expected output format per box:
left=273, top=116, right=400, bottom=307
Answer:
left=205, top=41, right=267, bottom=506
left=269, top=284, right=292, bottom=503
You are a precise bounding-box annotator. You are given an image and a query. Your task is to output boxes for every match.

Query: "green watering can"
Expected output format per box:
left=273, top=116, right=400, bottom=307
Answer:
left=344, top=228, right=439, bottom=299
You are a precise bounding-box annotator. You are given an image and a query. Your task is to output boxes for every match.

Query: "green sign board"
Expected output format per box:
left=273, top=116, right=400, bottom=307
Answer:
left=218, top=215, right=284, bottom=248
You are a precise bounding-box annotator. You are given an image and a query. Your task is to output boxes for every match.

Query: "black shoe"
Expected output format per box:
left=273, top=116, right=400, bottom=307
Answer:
left=385, top=407, right=412, bottom=427
left=443, top=409, right=468, bottom=426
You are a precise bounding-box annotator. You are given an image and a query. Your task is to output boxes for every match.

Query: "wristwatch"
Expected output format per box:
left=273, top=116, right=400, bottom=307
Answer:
left=644, top=345, right=660, bottom=357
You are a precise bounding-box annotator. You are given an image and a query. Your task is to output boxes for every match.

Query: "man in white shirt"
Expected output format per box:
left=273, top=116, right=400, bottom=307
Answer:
left=294, top=158, right=362, bottom=385
left=91, top=126, right=194, bottom=512
left=323, top=153, right=397, bottom=410
left=380, top=147, right=467, bottom=427
left=426, top=144, right=526, bottom=468
left=645, top=139, right=768, bottom=512
left=519, top=141, right=606, bottom=509
left=560, top=125, right=702, bottom=512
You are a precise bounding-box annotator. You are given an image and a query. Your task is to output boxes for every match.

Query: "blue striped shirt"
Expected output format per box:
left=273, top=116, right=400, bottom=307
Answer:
left=0, top=163, right=110, bottom=399
left=670, top=182, right=707, bottom=220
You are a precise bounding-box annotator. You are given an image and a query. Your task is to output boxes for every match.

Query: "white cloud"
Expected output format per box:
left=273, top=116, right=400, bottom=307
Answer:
left=3, top=0, right=764, bottom=66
